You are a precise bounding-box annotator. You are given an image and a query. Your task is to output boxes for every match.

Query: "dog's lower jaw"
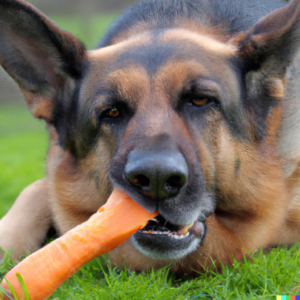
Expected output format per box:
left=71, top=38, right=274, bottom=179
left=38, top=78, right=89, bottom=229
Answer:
left=108, top=226, right=205, bottom=274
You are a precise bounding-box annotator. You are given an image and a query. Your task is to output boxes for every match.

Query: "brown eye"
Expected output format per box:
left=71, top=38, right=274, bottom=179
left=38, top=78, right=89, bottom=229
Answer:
left=192, top=98, right=210, bottom=106
left=107, top=108, right=120, bottom=118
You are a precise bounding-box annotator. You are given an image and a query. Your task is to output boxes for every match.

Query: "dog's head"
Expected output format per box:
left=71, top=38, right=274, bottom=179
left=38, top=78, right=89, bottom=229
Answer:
left=1, top=0, right=300, bottom=265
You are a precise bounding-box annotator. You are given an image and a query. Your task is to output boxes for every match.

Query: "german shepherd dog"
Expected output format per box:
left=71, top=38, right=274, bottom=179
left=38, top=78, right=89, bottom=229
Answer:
left=1, top=0, right=300, bottom=274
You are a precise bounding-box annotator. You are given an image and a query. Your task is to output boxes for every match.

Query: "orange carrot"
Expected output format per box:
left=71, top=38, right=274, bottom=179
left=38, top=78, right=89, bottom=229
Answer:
left=0, top=188, right=157, bottom=300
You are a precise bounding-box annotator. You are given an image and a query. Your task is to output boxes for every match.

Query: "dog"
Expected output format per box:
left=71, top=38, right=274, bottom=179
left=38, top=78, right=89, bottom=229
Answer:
left=1, top=0, right=300, bottom=275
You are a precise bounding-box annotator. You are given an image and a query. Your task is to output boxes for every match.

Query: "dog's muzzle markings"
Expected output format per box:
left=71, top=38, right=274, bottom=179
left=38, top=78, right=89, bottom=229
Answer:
left=110, top=147, right=209, bottom=259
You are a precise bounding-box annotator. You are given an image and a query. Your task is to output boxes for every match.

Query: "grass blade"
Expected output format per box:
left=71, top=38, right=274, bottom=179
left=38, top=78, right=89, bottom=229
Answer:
left=15, top=273, right=30, bottom=300
left=0, top=284, right=16, bottom=300
left=4, top=278, right=18, bottom=300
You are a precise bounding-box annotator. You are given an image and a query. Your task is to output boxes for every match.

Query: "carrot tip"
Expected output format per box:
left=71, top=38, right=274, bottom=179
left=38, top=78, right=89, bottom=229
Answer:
left=140, top=222, right=148, bottom=229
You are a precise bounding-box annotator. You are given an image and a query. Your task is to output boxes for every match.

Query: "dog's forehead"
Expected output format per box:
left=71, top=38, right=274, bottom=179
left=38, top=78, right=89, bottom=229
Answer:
left=159, top=29, right=236, bottom=55
left=82, top=30, right=237, bottom=105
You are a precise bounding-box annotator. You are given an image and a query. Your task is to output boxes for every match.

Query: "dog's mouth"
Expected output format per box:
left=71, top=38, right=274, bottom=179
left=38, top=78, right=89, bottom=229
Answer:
left=138, top=215, right=203, bottom=238
left=132, top=214, right=206, bottom=260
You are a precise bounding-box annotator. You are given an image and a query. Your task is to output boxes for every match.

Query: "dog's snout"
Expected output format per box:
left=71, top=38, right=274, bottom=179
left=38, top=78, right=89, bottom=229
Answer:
left=124, top=150, right=188, bottom=200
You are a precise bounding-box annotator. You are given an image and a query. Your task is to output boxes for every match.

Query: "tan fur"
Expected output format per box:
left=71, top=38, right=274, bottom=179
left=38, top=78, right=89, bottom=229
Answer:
left=46, top=125, right=112, bottom=235
left=110, top=18, right=230, bottom=45
left=0, top=179, right=51, bottom=260
left=160, top=29, right=237, bottom=55
left=22, top=91, right=54, bottom=120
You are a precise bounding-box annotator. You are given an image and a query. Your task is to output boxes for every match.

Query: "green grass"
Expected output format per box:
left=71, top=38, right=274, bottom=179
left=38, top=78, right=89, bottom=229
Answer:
left=0, top=104, right=48, bottom=217
left=51, top=14, right=118, bottom=49
left=1, top=240, right=300, bottom=299
left=1, top=13, right=300, bottom=300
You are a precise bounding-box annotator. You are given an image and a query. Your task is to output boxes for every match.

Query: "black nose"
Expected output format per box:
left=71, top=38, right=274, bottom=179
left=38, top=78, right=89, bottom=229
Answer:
left=124, top=149, right=188, bottom=200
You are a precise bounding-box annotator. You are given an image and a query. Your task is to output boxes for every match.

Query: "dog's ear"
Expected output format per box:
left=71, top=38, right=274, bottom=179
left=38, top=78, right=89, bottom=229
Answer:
left=0, top=0, right=87, bottom=120
left=231, top=0, right=300, bottom=140
left=234, top=0, right=300, bottom=78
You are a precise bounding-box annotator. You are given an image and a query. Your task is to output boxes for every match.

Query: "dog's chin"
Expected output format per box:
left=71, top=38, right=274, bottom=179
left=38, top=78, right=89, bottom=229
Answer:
left=131, top=219, right=206, bottom=260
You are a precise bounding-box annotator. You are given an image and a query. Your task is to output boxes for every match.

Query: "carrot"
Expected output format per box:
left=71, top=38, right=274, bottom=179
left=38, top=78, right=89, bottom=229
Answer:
left=0, top=188, right=158, bottom=300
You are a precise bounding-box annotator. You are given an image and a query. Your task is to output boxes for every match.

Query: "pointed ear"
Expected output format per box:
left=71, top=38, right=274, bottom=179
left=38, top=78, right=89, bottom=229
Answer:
left=233, top=0, right=300, bottom=78
left=0, top=0, right=87, bottom=120
left=230, top=0, right=300, bottom=141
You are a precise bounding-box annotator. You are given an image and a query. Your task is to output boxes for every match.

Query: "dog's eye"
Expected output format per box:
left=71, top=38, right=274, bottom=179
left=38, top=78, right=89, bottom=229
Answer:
left=192, top=98, right=210, bottom=106
left=107, top=108, right=120, bottom=118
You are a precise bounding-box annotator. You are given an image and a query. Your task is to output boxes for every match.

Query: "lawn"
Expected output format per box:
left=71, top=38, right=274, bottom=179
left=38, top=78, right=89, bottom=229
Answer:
left=1, top=13, right=300, bottom=300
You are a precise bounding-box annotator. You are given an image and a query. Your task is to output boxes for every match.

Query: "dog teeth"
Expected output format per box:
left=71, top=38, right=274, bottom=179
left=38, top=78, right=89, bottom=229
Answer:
left=178, top=223, right=194, bottom=235
left=152, top=231, right=170, bottom=235
left=140, top=230, right=171, bottom=235
left=139, top=230, right=189, bottom=238
left=150, top=218, right=159, bottom=223
left=167, top=232, right=189, bottom=239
